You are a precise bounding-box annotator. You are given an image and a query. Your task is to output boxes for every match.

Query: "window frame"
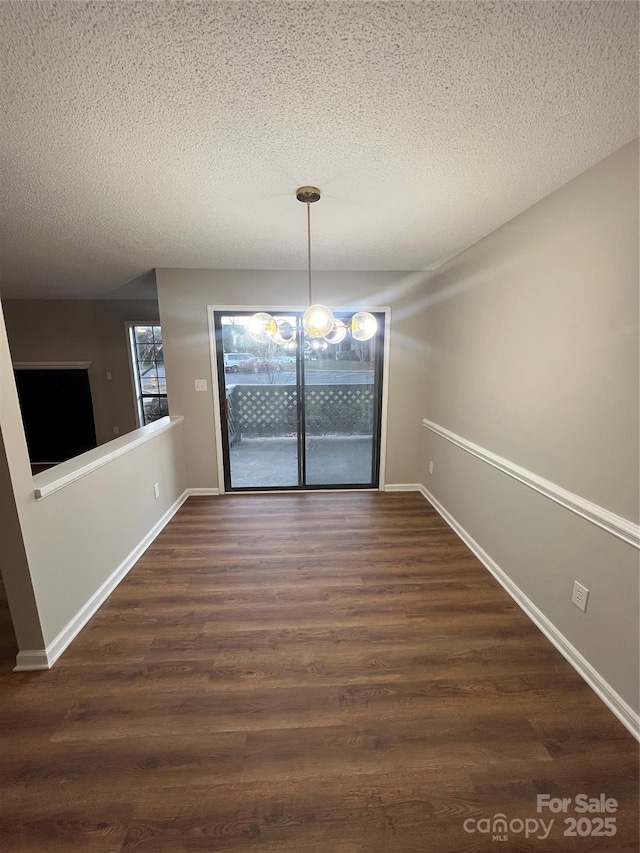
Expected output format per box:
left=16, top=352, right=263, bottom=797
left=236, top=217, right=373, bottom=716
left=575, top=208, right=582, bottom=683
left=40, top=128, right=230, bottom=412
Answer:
left=211, top=308, right=387, bottom=493
left=125, top=321, right=168, bottom=427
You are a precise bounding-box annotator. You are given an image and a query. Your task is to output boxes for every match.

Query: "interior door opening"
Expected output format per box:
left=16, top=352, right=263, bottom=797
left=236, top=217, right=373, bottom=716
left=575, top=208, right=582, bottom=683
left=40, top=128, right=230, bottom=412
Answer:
left=14, top=367, right=97, bottom=473
left=213, top=310, right=385, bottom=491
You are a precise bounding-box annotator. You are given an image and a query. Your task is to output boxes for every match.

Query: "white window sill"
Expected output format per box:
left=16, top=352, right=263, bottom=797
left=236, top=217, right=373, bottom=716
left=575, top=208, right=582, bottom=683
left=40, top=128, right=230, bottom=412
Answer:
left=33, top=416, right=184, bottom=500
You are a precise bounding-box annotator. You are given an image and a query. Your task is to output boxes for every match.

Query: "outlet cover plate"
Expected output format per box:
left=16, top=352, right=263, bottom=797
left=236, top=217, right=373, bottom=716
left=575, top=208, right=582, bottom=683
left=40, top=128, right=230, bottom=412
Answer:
left=572, top=581, right=589, bottom=612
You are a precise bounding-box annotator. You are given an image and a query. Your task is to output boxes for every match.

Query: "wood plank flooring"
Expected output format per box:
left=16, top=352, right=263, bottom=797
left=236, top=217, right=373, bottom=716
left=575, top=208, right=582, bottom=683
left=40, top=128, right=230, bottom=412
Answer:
left=0, top=492, right=637, bottom=852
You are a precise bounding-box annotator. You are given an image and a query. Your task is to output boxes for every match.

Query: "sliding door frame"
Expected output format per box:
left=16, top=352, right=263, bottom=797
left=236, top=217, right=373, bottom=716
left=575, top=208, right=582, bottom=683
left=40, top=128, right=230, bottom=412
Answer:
left=207, top=305, right=391, bottom=494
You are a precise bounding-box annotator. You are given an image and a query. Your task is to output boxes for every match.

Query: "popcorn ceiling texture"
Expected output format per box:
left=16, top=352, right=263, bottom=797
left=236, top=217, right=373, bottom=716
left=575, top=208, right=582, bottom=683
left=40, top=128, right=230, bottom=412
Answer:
left=0, top=1, right=637, bottom=298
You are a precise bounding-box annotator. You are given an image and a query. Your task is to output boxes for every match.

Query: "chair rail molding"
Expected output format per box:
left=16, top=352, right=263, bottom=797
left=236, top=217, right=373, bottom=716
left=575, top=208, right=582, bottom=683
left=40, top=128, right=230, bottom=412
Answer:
left=423, top=419, right=639, bottom=550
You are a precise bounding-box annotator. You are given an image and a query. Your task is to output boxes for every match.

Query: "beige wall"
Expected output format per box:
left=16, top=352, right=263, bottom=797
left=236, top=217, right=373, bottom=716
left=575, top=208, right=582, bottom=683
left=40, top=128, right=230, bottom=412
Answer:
left=0, top=295, right=187, bottom=659
left=156, top=269, right=430, bottom=489
left=26, top=422, right=187, bottom=647
left=0, top=299, right=45, bottom=650
left=3, top=299, right=160, bottom=447
left=422, top=139, right=639, bottom=712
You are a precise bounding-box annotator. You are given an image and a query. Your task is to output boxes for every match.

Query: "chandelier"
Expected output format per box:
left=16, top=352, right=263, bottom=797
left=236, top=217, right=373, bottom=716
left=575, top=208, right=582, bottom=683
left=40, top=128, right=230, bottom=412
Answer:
left=246, top=187, right=377, bottom=344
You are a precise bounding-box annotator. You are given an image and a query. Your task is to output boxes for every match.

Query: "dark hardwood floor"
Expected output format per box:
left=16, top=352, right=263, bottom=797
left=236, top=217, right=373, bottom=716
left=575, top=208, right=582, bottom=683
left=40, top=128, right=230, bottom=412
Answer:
left=0, top=573, right=18, bottom=675
left=0, top=492, right=637, bottom=851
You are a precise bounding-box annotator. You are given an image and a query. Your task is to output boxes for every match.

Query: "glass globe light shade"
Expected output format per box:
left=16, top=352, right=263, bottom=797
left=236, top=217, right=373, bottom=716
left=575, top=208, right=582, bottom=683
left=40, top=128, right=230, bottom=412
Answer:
left=323, top=319, right=347, bottom=344
left=246, top=312, right=277, bottom=343
left=350, top=311, right=377, bottom=342
left=303, top=304, right=335, bottom=338
left=274, top=320, right=295, bottom=343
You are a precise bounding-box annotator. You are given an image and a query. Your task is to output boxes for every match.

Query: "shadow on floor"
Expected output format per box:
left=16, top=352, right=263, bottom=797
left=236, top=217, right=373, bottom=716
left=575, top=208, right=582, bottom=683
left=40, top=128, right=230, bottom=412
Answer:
left=0, top=574, right=18, bottom=673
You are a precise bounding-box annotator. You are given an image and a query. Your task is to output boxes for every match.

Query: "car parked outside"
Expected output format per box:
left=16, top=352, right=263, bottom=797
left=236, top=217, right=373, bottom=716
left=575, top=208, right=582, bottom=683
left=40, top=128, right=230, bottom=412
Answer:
left=224, top=353, right=254, bottom=373
left=239, top=356, right=266, bottom=373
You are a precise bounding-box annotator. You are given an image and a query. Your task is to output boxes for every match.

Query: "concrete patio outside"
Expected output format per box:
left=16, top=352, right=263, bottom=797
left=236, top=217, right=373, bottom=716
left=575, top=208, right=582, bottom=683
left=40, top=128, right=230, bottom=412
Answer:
left=229, top=435, right=375, bottom=488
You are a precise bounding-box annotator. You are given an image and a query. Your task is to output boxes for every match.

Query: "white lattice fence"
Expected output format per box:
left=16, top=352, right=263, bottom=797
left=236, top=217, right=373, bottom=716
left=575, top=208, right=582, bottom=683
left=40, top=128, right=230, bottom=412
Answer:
left=232, top=384, right=374, bottom=437
left=235, top=386, right=298, bottom=437
left=305, top=385, right=374, bottom=435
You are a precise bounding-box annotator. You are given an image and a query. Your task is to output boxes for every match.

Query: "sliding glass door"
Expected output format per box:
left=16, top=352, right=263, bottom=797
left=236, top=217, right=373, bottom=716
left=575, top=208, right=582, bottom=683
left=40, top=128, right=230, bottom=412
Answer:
left=214, top=311, right=384, bottom=491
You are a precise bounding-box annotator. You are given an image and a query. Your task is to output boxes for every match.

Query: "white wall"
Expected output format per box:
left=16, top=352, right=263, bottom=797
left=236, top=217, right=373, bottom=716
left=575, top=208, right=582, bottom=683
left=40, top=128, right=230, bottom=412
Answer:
left=422, top=139, right=639, bottom=716
left=156, top=269, right=430, bottom=489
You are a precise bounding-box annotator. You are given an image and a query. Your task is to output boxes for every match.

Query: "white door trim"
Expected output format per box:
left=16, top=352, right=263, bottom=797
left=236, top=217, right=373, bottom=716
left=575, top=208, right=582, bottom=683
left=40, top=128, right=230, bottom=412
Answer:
left=206, top=305, right=391, bottom=493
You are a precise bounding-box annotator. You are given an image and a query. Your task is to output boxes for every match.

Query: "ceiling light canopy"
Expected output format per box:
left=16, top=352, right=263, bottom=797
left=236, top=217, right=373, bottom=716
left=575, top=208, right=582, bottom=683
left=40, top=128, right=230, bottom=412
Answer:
left=247, top=188, right=377, bottom=345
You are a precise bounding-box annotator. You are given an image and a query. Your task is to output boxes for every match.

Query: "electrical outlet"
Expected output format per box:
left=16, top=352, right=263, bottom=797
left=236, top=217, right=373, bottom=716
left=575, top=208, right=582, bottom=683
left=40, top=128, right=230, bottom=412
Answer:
left=428, top=461, right=434, bottom=474
left=194, top=379, right=207, bottom=392
left=112, top=426, right=119, bottom=435
left=106, top=371, right=112, bottom=381
left=572, top=581, right=589, bottom=612
left=153, top=482, right=160, bottom=499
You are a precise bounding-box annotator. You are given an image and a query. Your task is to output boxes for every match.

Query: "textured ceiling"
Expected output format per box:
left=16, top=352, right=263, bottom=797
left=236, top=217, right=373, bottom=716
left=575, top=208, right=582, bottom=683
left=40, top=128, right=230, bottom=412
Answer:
left=0, top=1, right=638, bottom=299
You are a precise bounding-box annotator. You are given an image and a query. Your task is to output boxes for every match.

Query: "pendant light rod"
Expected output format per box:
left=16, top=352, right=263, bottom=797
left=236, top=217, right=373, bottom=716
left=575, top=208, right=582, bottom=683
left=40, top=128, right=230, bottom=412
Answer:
left=307, top=201, right=312, bottom=305
left=296, top=186, right=321, bottom=308
left=247, top=186, right=377, bottom=344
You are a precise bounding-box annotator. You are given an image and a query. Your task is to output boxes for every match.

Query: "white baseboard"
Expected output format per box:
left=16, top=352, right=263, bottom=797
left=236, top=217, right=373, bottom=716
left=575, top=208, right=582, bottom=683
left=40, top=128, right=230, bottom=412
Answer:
left=417, top=484, right=640, bottom=742
left=14, top=489, right=190, bottom=672
left=384, top=483, right=424, bottom=492
left=187, top=488, right=220, bottom=496
left=14, top=649, right=49, bottom=671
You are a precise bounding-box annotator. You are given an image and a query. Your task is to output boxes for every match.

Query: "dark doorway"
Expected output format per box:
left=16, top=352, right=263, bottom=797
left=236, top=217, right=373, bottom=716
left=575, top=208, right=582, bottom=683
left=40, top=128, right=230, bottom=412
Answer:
left=14, top=368, right=97, bottom=467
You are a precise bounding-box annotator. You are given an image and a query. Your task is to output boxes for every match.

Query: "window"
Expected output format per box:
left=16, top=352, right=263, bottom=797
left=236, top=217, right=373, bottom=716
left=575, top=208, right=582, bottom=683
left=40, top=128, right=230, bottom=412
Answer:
left=128, top=324, right=168, bottom=425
